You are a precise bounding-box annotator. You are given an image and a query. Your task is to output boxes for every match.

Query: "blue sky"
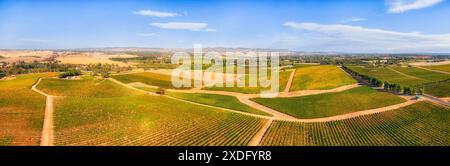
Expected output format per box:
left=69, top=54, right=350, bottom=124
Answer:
left=1, top=0, right=450, bottom=53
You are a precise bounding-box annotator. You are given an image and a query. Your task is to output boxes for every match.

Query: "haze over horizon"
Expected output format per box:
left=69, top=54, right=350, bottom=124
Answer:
left=1, top=0, right=450, bottom=53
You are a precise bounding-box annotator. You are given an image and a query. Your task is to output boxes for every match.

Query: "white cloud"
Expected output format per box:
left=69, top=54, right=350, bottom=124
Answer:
left=283, top=21, right=450, bottom=52
left=136, top=33, right=158, bottom=37
left=150, top=22, right=217, bottom=32
left=386, top=0, right=444, bottom=13
left=133, top=10, right=178, bottom=17
left=341, top=17, right=367, bottom=23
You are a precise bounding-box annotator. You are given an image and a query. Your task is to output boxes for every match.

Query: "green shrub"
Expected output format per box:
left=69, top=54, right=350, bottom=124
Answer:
left=59, top=69, right=81, bottom=78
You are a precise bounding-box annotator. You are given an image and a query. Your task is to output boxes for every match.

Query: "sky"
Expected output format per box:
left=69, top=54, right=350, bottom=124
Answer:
left=1, top=0, right=450, bottom=53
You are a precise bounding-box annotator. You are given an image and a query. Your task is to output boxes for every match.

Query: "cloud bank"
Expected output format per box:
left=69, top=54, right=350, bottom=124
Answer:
left=283, top=22, right=450, bottom=52
left=150, top=22, right=217, bottom=32
left=133, top=10, right=179, bottom=17
left=386, top=0, right=444, bottom=13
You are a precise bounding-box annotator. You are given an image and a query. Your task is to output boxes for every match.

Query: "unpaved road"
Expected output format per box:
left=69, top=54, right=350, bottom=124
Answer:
left=422, top=94, right=450, bottom=107
left=236, top=96, right=297, bottom=120
left=31, top=78, right=54, bottom=146
left=248, top=119, right=273, bottom=146
left=277, top=83, right=360, bottom=98
left=284, top=69, right=296, bottom=93
left=285, top=99, right=420, bottom=123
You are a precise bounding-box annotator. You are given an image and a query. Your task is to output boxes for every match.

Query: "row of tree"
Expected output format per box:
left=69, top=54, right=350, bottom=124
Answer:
left=1, top=61, right=77, bottom=76
left=342, top=65, right=424, bottom=95
left=0, top=60, right=132, bottom=79
left=59, top=69, right=82, bottom=78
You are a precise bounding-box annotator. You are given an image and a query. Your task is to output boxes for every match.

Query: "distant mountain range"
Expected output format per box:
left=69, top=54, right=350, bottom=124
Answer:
left=2, top=47, right=450, bottom=56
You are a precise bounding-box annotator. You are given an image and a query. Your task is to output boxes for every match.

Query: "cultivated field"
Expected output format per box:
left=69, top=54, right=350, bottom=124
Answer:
left=54, top=95, right=267, bottom=146
left=421, top=80, right=450, bottom=97
left=167, top=92, right=270, bottom=116
left=36, top=77, right=267, bottom=146
left=390, top=66, right=449, bottom=82
left=251, top=86, right=406, bottom=119
left=422, top=64, right=450, bottom=73
left=111, top=72, right=196, bottom=89
left=347, top=65, right=432, bottom=86
left=0, top=73, right=57, bottom=146
left=204, top=70, right=293, bottom=94
left=37, top=76, right=141, bottom=97
left=290, top=65, right=356, bottom=91
left=346, top=65, right=450, bottom=97
left=260, top=102, right=449, bottom=146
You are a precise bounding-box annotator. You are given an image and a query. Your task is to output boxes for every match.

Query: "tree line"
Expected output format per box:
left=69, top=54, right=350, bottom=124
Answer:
left=0, top=60, right=132, bottom=79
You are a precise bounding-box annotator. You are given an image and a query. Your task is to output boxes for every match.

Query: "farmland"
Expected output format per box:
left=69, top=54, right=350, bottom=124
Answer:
left=260, top=102, right=449, bottom=146
left=290, top=65, right=356, bottom=91
left=0, top=73, right=57, bottom=146
left=37, top=76, right=141, bottom=97
left=204, top=70, right=293, bottom=94
left=421, top=80, right=450, bottom=97
left=53, top=95, right=267, bottom=146
left=34, top=75, right=267, bottom=146
left=346, top=65, right=450, bottom=87
left=422, top=64, right=450, bottom=73
left=346, top=65, right=450, bottom=97
left=346, top=65, right=428, bottom=87
left=111, top=72, right=200, bottom=89
left=390, top=66, right=449, bottom=82
left=251, top=86, right=405, bottom=119
left=167, top=92, right=270, bottom=116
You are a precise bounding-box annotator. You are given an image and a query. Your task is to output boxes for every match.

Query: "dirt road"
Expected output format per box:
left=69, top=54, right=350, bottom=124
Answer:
left=284, top=69, right=296, bottom=93
left=277, top=83, right=360, bottom=98
left=248, top=119, right=273, bottom=146
left=31, top=78, right=54, bottom=146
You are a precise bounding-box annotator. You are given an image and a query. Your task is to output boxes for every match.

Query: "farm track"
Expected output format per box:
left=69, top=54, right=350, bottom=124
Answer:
left=283, top=99, right=421, bottom=123
left=285, top=69, right=296, bottom=93
left=248, top=119, right=273, bottom=146
left=31, top=78, right=55, bottom=146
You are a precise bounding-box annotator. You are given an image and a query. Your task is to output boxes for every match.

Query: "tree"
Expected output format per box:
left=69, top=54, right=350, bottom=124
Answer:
left=384, top=81, right=390, bottom=90
left=156, top=87, right=165, bottom=95
left=100, top=70, right=110, bottom=78
left=395, top=84, right=401, bottom=93
left=59, top=69, right=81, bottom=78
left=417, top=87, right=424, bottom=95
left=0, top=71, right=6, bottom=79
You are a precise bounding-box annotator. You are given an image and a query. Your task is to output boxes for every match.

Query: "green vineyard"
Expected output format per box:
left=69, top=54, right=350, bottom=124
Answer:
left=54, top=95, right=266, bottom=146
left=260, top=102, right=449, bottom=146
